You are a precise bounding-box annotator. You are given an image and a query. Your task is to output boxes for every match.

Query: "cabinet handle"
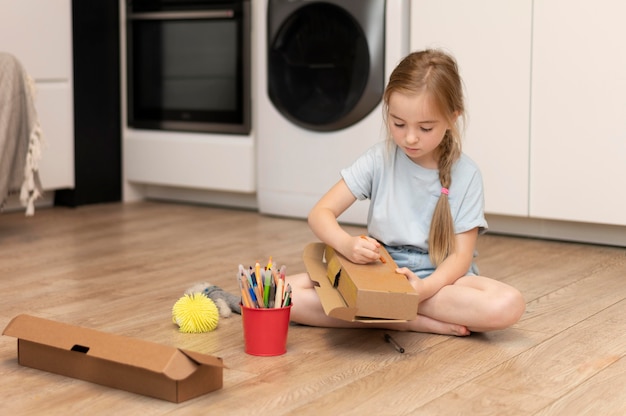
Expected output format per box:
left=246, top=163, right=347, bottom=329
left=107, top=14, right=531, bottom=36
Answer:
left=128, top=10, right=234, bottom=20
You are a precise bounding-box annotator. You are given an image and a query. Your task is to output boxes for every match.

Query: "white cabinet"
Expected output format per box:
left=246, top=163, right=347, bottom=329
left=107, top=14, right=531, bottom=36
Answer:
left=531, top=0, right=626, bottom=226
left=0, top=0, right=74, bottom=190
left=411, top=1, right=626, bottom=242
left=410, top=0, right=533, bottom=217
left=35, top=84, right=74, bottom=189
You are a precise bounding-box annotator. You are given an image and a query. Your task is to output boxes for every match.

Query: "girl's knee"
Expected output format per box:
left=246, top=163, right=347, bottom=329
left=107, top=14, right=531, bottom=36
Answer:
left=491, top=287, right=526, bottom=328
left=286, top=272, right=315, bottom=290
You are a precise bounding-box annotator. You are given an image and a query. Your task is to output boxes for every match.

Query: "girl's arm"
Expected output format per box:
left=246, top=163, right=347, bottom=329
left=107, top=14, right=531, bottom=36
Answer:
left=398, top=228, right=479, bottom=301
left=308, top=179, right=381, bottom=264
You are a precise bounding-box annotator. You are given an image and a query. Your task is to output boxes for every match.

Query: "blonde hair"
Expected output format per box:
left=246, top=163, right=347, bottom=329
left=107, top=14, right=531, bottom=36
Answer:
left=383, top=50, right=465, bottom=266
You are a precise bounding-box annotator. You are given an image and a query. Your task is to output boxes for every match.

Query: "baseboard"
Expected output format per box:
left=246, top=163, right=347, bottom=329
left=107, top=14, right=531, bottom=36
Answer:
left=141, top=184, right=258, bottom=211
left=485, top=214, right=625, bottom=247
left=2, top=193, right=54, bottom=214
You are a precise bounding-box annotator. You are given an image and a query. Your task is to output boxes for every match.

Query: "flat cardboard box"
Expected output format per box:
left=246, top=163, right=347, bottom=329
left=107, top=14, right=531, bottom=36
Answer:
left=2, top=314, right=224, bottom=403
left=303, top=242, right=419, bottom=322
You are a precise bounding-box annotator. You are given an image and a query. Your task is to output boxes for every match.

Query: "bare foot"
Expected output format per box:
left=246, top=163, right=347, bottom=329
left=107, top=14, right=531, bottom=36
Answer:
left=403, top=314, right=470, bottom=336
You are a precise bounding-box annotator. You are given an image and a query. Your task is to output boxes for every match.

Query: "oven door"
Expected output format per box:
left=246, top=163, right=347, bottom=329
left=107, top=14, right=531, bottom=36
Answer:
left=126, top=1, right=250, bottom=134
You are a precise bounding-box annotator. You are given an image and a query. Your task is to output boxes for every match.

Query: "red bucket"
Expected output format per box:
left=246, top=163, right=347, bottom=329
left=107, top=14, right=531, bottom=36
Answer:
left=241, top=304, right=292, bottom=356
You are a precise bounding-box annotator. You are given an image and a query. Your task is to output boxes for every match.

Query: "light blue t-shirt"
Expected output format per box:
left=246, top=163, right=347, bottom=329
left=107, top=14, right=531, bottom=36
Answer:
left=341, top=141, right=488, bottom=252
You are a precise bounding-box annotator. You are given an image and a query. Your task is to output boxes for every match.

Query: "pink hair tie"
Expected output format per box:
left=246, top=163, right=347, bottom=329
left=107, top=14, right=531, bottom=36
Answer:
left=441, top=187, right=449, bottom=196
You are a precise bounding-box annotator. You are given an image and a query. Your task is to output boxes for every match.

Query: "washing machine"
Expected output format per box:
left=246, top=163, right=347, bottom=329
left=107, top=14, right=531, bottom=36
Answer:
left=255, top=0, right=409, bottom=224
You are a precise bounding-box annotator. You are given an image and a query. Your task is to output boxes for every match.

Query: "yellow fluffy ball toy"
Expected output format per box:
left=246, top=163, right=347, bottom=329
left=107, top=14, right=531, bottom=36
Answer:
left=172, top=293, right=219, bottom=333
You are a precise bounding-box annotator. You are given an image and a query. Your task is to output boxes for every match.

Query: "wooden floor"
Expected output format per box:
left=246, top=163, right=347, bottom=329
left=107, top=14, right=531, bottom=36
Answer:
left=1, top=201, right=624, bottom=415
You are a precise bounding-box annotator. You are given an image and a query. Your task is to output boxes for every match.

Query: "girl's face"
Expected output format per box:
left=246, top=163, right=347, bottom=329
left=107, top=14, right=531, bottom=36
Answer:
left=387, top=91, right=453, bottom=169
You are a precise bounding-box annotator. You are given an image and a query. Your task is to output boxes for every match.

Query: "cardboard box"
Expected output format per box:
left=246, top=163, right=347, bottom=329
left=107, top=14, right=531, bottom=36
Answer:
left=303, top=242, right=419, bottom=322
left=2, top=314, right=224, bottom=403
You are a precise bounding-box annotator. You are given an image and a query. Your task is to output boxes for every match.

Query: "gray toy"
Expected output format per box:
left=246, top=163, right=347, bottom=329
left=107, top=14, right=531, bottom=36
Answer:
left=185, top=282, right=241, bottom=317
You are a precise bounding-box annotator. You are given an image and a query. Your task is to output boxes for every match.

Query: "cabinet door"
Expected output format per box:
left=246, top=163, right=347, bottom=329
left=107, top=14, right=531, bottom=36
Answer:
left=0, top=0, right=72, bottom=80
left=531, top=0, right=626, bottom=225
left=410, top=0, right=532, bottom=216
left=36, top=84, right=75, bottom=190
left=0, top=0, right=74, bottom=191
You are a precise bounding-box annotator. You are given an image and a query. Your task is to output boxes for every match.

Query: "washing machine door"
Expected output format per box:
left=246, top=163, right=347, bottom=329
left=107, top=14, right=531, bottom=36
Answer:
left=268, top=0, right=385, bottom=132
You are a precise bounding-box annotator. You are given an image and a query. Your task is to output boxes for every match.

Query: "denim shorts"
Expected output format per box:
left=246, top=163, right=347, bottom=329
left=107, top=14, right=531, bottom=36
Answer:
left=383, top=244, right=479, bottom=279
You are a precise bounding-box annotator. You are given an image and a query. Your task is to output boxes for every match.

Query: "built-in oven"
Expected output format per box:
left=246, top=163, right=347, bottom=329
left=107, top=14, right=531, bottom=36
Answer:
left=126, top=0, right=251, bottom=134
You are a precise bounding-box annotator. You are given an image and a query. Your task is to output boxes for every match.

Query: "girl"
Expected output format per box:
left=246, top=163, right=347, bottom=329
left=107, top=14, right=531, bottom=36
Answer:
left=287, top=50, right=525, bottom=336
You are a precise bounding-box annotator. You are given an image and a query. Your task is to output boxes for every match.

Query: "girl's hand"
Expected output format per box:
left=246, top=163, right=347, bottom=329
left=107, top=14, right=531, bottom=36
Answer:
left=343, top=235, right=382, bottom=264
left=395, top=267, right=423, bottom=295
